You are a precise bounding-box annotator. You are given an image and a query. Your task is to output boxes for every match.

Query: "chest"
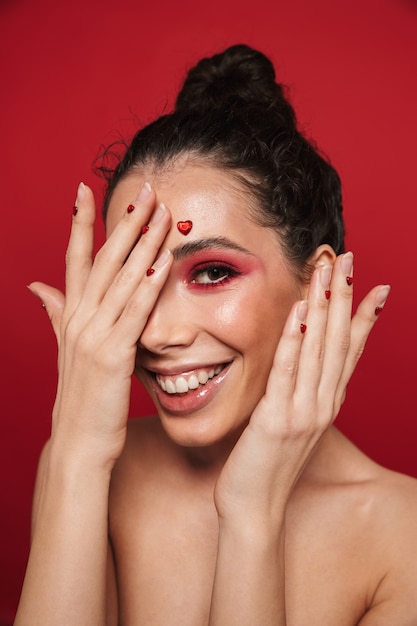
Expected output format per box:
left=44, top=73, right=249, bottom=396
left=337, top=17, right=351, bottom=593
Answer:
left=109, top=478, right=372, bottom=625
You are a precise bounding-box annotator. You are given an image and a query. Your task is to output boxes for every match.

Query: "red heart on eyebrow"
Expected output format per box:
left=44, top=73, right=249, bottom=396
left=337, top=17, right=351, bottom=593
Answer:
left=177, top=220, right=193, bottom=235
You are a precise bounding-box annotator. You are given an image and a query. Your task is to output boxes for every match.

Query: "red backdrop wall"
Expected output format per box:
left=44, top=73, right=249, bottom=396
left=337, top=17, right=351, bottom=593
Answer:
left=1, top=0, right=416, bottom=620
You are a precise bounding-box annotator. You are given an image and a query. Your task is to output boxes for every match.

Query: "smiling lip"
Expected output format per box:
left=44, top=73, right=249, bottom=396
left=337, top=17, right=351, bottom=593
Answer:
left=146, top=362, right=231, bottom=416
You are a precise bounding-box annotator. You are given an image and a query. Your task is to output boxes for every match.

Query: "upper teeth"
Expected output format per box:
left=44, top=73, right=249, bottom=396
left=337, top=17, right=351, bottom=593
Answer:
left=156, top=365, right=223, bottom=394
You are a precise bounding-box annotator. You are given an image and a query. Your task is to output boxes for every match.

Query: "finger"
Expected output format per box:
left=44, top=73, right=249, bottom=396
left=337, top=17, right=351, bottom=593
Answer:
left=334, top=284, right=391, bottom=411
left=110, top=247, right=173, bottom=347
left=257, top=299, right=309, bottom=411
left=315, top=252, right=354, bottom=405
left=84, top=200, right=172, bottom=329
left=65, top=182, right=95, bottom=315
left=294, top=263, right=333, bottom=404
left=78, top=182, right=158, bottom=312
left=27, top=282, right=65, bottom=344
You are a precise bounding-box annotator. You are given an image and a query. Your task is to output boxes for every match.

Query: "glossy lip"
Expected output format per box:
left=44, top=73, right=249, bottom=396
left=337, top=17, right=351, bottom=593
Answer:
left=143, top=362, right=232, bottom=416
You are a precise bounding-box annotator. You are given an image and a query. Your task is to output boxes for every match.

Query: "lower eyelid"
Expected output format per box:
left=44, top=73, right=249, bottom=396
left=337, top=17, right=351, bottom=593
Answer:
left=190, top=267, right=241, bottom=287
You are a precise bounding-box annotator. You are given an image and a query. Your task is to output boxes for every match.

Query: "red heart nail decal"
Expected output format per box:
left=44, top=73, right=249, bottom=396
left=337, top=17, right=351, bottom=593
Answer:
left=177, top=220, right=193, bottom=235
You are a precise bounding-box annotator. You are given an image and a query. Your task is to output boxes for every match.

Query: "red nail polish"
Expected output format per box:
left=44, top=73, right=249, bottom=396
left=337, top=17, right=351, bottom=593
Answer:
left=127, top=204, right=135, bottom=213
left=325, top=290, right=331, bottom=300
left=142, top=225, right=149, bottom=234
left=72, top=205, right=78, bottom=216
left=346, top=276, right=354, bottom=286
left=146, top=268, right=155, bottom=276
left=375, top=306, right=383, bottom=316
left=300, top=323, right=307, bottom=334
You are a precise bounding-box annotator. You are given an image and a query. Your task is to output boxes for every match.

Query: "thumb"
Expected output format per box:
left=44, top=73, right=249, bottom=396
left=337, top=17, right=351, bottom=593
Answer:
left=27, top=281, right=66, bottom=344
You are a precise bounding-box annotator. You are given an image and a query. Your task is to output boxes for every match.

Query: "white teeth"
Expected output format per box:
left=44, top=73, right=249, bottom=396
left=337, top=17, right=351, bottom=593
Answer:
left=156, top=365, right=224, bottom=394
left=165, top=379, right=176, bottom=394
left=198, top=370, right=209, bottom=384
left=175, top=376, right=189, bottom=394
left=188, top=374, right=199, bottom=390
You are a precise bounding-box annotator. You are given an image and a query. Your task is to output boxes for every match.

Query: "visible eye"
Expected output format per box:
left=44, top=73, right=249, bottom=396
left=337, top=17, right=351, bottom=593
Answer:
left=190, top=263, right=240, bottom=287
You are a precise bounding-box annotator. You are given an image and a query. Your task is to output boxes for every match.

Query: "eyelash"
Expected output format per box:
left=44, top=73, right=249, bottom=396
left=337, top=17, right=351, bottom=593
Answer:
left=190, top=263, right=241, bottom=288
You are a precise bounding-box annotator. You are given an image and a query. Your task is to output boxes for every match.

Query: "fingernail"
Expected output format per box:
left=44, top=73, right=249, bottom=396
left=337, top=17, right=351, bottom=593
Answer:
left=136, top=182, right=152, bottom=204
left=73, top=182, right=85, bottom=216
left=153, top=248, right=171, bottom=268
left=320, top=264, right=332, bottom=299
left=26, top=285, right=46, bottom=309
left=297, top=299, right=308, bottom=333
left=342, top=252, right=354, bottom=285
left=146, top=250, right=171, bottom=277
left=76, top=182, right=86, bottom=204
left=150, top=202, right=166, bottom=224
left=375, top=285, right=391, bottom=316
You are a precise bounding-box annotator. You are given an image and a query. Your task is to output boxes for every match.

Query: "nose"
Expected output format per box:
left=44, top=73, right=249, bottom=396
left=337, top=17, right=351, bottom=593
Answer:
left=138, top=282, right=198, bottom=354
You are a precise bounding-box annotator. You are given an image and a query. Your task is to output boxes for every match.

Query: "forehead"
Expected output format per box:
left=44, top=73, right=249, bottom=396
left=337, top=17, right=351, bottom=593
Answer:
left=106, top=160, right=283, bottom=260
left=107, top=161, right=252, bottom=225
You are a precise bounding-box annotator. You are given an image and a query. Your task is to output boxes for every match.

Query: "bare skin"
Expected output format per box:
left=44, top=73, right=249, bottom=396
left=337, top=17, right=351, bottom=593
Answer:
left=107, top=420, right=417, bottom=625
left=16, top=160, right=417, bottom=625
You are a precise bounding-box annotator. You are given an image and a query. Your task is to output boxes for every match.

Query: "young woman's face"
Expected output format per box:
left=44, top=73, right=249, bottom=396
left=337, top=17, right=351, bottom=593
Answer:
left=106, top=161, right=303, bottom=449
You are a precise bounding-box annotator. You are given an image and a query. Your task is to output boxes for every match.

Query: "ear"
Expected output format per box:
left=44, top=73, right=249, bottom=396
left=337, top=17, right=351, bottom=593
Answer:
left=300, top=244, right=337, bottom=298
left=308, top=244, right=336, bottom=268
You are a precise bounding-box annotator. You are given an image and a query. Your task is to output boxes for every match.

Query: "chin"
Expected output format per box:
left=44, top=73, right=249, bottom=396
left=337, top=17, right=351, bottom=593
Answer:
left=158, top=408, right=248, bottom=455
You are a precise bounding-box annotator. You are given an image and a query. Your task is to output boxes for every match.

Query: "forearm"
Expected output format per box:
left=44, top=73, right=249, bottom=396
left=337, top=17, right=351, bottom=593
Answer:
left=209, top=517, right=287, bottom=626
left=15, top=444, right=112, bottom=626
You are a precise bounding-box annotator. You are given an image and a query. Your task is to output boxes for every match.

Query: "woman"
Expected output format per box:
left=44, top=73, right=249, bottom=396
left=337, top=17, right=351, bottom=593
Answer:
left=15, top=45, right=417, bottom=625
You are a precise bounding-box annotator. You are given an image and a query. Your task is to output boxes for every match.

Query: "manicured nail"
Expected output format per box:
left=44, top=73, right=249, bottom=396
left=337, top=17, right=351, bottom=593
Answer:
left=374, top=285, right=391, bottom=316
left=76, top=182, right=86, bottom=204
left=27, top=285, right=46, bottom=309
left=342, top=252, right=354, bottom=285
left=128, top=183, right=152, bottom=214
left=150, top=202, right=166, bottom=224
left=136, top=182, right=152, bottom=204
left=146, top=250, right=171, bottom=277
left=297, top=299, right=308, bottom=333
left=153, top=248, right=171, bottom=269
left=320, top=264, right=332, bottom=299
left=73, top=182, right=85, bottom=216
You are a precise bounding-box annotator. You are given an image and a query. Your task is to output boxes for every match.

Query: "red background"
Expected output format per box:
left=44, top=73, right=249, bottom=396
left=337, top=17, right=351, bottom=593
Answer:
left=1, top=0, right=416, bottom=620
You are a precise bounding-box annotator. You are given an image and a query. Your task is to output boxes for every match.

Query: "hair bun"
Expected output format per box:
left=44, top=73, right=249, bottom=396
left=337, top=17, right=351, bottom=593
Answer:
left=175, top=44, right=295, bottom=127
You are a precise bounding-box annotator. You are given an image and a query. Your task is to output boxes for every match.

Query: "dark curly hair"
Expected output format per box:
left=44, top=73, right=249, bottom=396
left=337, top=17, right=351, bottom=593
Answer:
left=98, top=44, right=344, bottom=277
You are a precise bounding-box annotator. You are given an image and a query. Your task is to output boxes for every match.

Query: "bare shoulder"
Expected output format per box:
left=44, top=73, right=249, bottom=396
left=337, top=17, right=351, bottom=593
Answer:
left=308, top=428, right=417, bottom=624
left=359, top=462, right=417, bottom=623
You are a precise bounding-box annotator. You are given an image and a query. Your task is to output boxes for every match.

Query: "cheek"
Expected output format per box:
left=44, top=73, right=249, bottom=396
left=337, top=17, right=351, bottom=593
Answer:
left=213, top=299, right=241, bottom=328
left=208, top=285, right=293, bottom=351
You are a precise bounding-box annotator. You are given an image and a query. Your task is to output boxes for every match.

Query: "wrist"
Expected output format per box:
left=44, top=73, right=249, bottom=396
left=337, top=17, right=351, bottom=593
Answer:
left=218, top=511, right=286, bottom=550
left=47, top=434, right=118, bottom=478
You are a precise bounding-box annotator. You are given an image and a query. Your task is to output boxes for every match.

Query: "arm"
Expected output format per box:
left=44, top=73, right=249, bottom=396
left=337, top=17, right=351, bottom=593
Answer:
left=15, top=182, right=173, bottom=626
left=209, top=253, right=391, bottom=625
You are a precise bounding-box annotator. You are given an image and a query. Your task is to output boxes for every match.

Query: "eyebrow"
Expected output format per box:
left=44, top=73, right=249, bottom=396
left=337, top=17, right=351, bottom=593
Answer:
left=171, top=236, right=254, bottom=261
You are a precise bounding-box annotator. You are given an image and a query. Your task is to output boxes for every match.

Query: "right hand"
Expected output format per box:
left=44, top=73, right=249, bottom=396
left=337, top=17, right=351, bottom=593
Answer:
left=28, top=181, right=173, bottom=467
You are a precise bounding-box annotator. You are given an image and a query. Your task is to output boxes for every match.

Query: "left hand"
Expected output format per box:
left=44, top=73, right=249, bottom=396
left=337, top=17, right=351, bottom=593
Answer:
left=214, top=253, right=390, bottom=524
